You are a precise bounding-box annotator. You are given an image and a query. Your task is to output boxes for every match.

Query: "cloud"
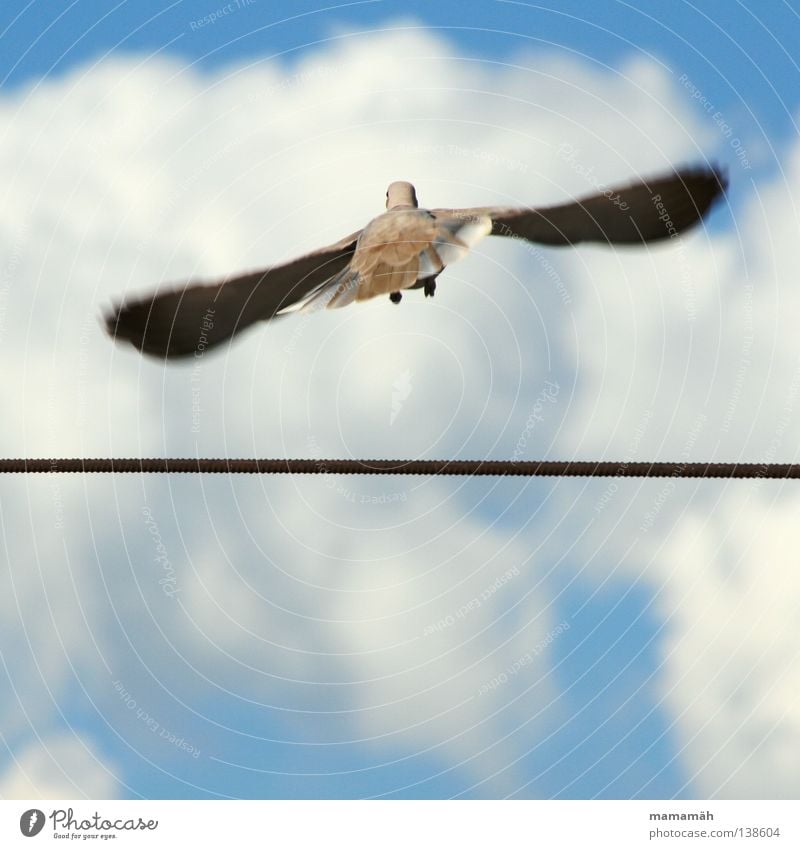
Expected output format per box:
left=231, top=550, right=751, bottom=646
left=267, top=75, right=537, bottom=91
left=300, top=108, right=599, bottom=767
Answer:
left=655, top=490, right=800, bottom=798
left=0, top=24, right=796, bottom=798
left=0, top=735, right=120, bottom=799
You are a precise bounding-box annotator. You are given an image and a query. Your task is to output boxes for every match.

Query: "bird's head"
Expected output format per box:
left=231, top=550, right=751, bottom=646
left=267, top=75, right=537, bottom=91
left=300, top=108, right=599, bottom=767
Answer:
left=386, top=181, right=418, bottom=210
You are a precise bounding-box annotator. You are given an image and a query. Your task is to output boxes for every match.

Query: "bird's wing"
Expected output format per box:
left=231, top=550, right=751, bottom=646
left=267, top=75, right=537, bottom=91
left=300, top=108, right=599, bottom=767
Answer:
left=104, top=230, right=361, bottom=359
left=430, top=166, right=727, bottom=246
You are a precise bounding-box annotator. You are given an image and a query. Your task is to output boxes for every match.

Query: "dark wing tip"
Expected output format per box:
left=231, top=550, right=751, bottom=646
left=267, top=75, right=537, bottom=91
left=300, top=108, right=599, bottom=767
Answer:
left=103, top=299, right=133, bottom=345
left=103, top=289, right=207, bottom=360
left=104, top=296, right=155, bottom=356
left=711, top=161, right=729, bottom=190
left=649, top=163, right=729, bottom=238
left=679, top=161, right=728, bottom=209
left=103, top=299, right=138, bottom=348
left=103, top=277, right=274, bottom=360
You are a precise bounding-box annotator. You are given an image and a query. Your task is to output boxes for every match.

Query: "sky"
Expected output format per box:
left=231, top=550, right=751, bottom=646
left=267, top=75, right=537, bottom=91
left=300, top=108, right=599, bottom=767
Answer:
left=1, top=0, right=799, bottom=800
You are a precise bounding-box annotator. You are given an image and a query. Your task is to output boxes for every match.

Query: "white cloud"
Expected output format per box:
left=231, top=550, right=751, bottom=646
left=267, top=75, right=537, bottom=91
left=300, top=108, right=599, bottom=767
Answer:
left=0, top=735, right=120, bottom=799
left=655, top=489, right=800, bottom=798
left=0, top=24, right=797, bottom=798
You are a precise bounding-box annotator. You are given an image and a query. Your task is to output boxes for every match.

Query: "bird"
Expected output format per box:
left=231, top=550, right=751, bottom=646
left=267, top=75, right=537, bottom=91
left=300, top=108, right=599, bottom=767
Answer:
left=105, top=166, right=727, bottom=359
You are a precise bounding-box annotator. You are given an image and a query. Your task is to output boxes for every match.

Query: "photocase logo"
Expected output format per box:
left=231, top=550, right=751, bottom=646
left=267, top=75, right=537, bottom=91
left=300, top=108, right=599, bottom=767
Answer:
left=390, top=369, right=413, bottom=425
left=19, top=809, right=45, bottom=837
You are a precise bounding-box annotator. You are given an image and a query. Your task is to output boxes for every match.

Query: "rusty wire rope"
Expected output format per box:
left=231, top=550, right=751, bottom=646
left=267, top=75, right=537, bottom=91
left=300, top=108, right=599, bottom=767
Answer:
left=0, top=458, right=798, bottom=478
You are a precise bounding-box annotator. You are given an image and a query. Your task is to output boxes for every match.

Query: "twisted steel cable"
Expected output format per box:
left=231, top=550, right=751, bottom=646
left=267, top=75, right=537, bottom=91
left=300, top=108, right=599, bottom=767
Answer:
left=0, top=458, right=798, bottom=478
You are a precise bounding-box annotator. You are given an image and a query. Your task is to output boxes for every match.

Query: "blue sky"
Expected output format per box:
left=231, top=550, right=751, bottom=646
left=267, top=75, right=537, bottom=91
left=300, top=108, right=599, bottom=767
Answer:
left=3, top=0, right=799, bottom=145
left=1, top=1, right=799, bottom=801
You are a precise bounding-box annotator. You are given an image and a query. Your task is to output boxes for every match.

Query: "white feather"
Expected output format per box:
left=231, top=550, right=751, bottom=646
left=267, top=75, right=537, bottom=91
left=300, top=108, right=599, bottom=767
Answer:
left=431, top=215, right=492, bottom=265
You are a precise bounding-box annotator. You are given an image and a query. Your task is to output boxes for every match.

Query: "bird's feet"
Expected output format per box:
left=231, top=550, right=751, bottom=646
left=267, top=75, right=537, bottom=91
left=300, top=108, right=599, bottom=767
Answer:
left=390, top=291, right=402, bottom=304
left=424, top=279, right=436, bottom=298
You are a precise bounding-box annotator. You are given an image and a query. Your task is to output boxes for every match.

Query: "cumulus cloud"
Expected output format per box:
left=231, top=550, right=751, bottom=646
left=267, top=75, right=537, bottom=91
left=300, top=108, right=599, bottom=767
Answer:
left=654, top=490, right=800, bottom=798
left=0, top=736, right=119, bottom=799
left=0, top=24, right=797, bottom=798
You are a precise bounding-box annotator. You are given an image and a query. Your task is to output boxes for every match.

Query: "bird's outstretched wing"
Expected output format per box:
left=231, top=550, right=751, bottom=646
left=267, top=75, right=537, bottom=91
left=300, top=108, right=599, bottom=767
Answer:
left=431, top=166, right=727, bottom=246
left=104, top=230, right=361, bottom=359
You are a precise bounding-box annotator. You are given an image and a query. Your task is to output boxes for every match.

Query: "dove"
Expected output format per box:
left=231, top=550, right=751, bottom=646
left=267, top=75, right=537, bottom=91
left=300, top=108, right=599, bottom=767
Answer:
left=105, top=166, right=726, bottom=359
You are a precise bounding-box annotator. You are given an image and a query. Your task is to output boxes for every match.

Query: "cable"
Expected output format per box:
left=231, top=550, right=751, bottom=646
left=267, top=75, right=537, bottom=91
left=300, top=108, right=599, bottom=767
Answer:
left=0, top=458, right=797, bottom=478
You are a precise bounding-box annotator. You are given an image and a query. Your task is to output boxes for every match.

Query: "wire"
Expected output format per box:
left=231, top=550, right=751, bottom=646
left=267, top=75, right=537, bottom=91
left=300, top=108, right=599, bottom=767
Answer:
left=0, top=458, right=798, bottom=478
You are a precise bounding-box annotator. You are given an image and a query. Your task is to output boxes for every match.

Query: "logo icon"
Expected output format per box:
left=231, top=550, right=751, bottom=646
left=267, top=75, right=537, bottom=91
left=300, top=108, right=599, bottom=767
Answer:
left=390, top=369, right=413, bottom=425
left=19, top=809, right=45, bottom=837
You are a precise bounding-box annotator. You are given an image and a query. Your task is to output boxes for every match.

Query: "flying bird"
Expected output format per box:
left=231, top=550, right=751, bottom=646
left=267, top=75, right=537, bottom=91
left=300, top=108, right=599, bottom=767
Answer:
left=105, top=166, right=726, bottom=359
